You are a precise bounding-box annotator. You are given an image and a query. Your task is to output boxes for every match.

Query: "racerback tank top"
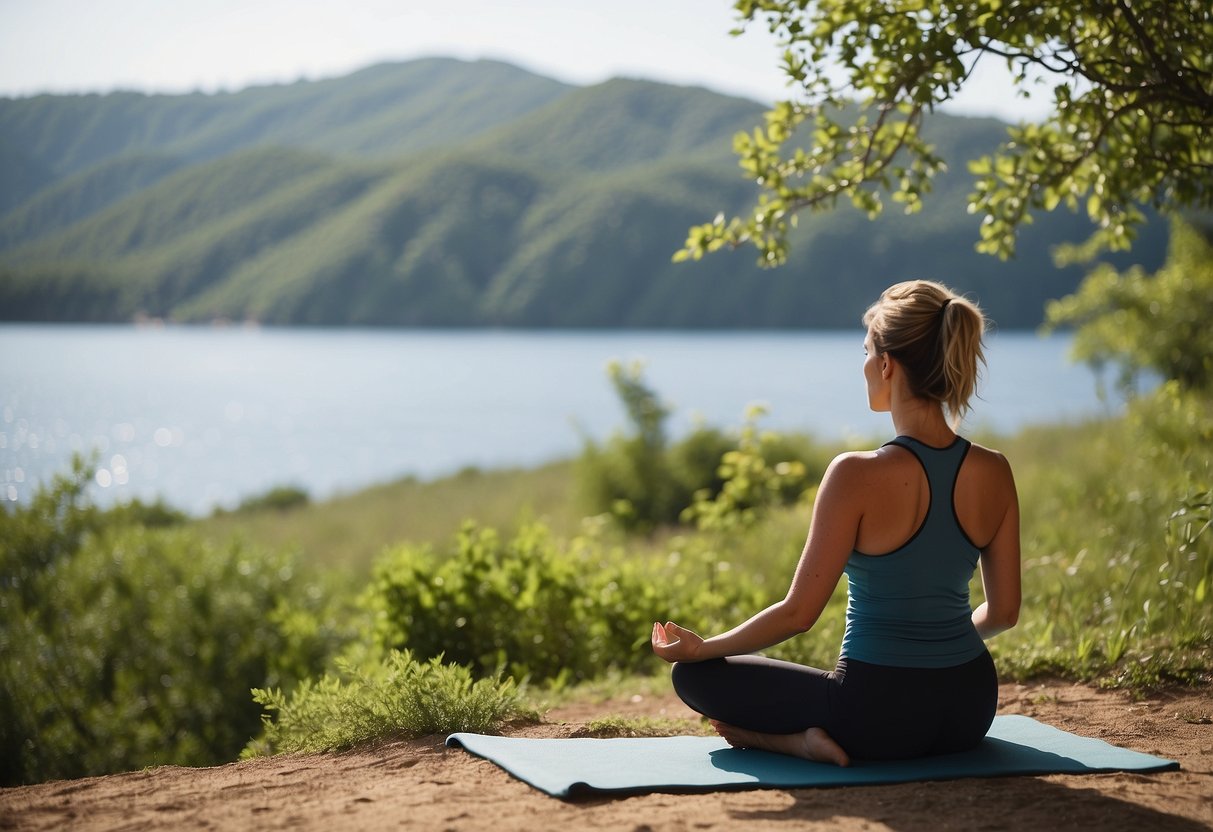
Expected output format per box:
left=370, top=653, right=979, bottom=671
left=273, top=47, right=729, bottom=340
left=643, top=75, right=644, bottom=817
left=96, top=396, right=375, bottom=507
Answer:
left=839, top=435, right=988, bottom=668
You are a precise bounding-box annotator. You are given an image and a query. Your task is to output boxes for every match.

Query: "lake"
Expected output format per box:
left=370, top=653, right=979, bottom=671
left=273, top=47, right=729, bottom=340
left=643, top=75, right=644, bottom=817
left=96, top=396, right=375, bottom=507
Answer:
left=1, top=325, right=1119, bottom=515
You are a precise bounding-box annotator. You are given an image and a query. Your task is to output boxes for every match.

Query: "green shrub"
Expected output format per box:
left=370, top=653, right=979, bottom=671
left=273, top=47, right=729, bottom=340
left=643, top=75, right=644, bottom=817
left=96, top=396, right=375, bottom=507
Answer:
left=0, top=458, right=341, bottom=785
left=990, top=385, right=1212, bottom=687
left=365, top=520, right=769, bottom=685
left=682, top=405, right=814, bottom=532
left=368, top=523, right=653, bottom=683
left=245, top=651, right=532, bottom=756
left=1046, top=216, right=1213, bottom=392
left=0, top=455, right=103, bottom=607
left=0, top=455, right=187, bottom=608
left=576, top=360, right=683, bottom=531
left=220, top=484, right=310, bottom=515
left=103, top=497, right=189, bottom=527
left=577, top=362, right=828, bottom=532
left=1025, top=216, right=1212, bottom=685
left=665, top=423, right=734, bottom=499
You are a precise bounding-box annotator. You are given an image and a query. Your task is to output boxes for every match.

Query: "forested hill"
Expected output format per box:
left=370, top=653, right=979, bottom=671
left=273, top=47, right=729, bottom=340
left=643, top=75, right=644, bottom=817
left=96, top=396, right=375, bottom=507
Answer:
left=0, top=57, right=1167, bottom=329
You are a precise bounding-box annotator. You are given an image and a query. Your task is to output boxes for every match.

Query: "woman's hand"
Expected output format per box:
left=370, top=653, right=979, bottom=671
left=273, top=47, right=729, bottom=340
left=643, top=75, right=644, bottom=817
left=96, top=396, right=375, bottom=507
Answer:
left=650, top=621, right=705, bottom=663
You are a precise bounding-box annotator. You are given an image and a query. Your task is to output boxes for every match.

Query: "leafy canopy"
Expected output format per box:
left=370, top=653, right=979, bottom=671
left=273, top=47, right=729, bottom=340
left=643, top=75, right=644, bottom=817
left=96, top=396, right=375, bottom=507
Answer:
left=1045, top=217, right=1213, bottom=391
left=677, top=0, right=1213, bottom=266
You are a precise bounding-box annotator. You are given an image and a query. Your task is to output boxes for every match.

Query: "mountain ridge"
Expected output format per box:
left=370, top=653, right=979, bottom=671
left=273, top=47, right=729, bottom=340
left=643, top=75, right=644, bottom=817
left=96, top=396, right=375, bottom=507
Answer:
left=0, top=57, right=1169, bottom=328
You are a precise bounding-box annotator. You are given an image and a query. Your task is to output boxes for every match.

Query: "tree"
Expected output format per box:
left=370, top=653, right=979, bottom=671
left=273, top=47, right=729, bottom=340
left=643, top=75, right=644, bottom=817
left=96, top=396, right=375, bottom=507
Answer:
left=1044, top=217, right=1213, bottom=391
left=677, top=0, right=1213, bottom=267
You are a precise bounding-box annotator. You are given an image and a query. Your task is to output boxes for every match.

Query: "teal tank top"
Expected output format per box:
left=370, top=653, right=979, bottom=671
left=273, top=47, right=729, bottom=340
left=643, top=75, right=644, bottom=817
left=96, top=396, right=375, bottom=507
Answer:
left=840, top=435, right=987, bottom=668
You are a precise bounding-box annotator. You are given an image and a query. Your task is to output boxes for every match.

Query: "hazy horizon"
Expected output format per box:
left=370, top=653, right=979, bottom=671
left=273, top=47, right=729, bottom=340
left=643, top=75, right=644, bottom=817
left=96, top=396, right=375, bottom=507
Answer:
left=1, top=0, right=1053, bottom=123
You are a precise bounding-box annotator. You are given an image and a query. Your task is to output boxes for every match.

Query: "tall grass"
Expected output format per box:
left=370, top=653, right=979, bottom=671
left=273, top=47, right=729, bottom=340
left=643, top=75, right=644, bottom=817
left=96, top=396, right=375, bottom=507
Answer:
left=989, top=384, right=1212, bottom=686
left=195, top=461, right=581, bottom=575
left=212, top=386, right=1211, bottom=692
left=232, top=385, right=1212, bottom=763
left=244, top=651, right=532, bottom=756
left=11, top=383, right=1206, bottom=782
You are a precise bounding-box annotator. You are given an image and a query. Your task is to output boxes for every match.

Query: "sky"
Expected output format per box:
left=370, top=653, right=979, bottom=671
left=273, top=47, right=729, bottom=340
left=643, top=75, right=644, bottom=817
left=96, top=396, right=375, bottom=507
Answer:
left=0, top=0, right=1051, bottom=123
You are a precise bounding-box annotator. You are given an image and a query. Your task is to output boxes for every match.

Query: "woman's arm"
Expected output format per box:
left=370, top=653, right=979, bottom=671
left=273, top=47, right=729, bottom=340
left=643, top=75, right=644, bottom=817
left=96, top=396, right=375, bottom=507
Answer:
left=972, top=453, right=1021, bottom=638
left=652, top=453, right=866, bottom=662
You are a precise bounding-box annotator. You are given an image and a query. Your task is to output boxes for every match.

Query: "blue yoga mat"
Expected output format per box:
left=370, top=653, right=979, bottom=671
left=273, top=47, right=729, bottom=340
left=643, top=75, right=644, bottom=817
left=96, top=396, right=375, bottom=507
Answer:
left=447, top=715, right=1179, bottom=798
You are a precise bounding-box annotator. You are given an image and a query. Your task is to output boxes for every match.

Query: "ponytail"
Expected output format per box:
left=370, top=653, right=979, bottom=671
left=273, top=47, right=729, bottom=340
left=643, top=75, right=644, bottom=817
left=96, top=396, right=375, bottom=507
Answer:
left=938, top=296, right=986, bottom=425
left=863, top=280, right=987, bottom=427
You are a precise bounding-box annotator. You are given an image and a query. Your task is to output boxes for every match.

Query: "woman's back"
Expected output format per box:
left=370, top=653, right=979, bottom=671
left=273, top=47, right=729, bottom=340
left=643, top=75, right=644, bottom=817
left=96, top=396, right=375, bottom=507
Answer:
left=842, top=435, right=991, bottom=667
left=845, top=433, right=1020, bottom=650
left=852, top=439, right=1015, bottom=555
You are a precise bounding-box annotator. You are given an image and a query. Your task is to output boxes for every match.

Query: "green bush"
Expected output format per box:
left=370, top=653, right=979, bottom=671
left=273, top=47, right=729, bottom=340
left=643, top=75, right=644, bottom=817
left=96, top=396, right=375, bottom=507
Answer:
left=245, top=651, right=532, bottom=756
left=1024, top=217, right=1211, bottom=686
left=104, top=497, right=189, bottom=527
left=990, top=384, right=1212, bottom=687
left=0, top=455, right=103, bottom=607
left=682, top=405, right=815, bottom=532
left=576, top=360, right=684, bottom=531
left=215, top=484, right=311, bottom=515
left=368, top=523, right=652, bottom=683
left=0, top=455, right=187, bottom=609
left=577, top=361, right=828, bottom=531
left=665, top=423, right=734, bottom=499
left=365, top=520, right=769, bottom=685
left=1046, top=216, right=1213, bottom=392
left=0, top=458, right=341, bottom=785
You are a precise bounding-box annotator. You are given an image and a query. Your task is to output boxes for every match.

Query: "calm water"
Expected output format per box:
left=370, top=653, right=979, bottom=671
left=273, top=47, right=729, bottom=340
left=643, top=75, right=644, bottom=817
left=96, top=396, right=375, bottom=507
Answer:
left=1, top=325, right=1117, bottom=515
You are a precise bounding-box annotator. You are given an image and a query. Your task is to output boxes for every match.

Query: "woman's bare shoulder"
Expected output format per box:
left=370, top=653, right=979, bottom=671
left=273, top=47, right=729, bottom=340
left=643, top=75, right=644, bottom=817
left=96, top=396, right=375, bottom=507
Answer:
left=966, top=441, right=1013, bottom=469
left=828, top=447, right=890, bottom=469
left=825, top=445, right=911, bottom=486
left=963, top=441, right=1017, bottom=487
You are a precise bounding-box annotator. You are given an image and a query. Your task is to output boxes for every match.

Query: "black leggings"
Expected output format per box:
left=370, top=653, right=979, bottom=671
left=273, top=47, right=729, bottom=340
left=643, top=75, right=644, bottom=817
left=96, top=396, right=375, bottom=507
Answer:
left=671, top=651, right=997, bottom=760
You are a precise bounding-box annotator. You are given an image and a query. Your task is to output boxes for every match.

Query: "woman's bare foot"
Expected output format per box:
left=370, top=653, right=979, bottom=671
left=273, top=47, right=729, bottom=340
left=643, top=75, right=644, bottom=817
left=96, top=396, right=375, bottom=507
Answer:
left=709, top=719, right=850, bottom=767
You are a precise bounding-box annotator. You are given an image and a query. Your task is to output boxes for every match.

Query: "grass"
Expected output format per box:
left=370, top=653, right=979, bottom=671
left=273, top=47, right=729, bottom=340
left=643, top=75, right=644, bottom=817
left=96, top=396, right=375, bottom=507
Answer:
left=215, top=389, right=1211, bottom=703
left=244, top=651, right=538, bottom=756
left=987, top=392, right=1212, bottom=688
left=572, top=715, right=713, bottom=738
left=532, top=669, right=676, bottom=708
left=228, top=392, right=1211, bottom=762
left=194, top=460, right=582, bottom=575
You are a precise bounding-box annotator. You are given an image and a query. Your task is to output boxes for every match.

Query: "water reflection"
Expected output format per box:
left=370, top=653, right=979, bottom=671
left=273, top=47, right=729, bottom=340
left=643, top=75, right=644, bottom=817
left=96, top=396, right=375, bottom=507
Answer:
left=0, top=325, right=1118, bottom=515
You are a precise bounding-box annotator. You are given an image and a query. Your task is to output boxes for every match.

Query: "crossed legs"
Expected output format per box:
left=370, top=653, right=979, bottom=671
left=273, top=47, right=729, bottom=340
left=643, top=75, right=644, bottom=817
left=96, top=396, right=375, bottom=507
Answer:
left=709, top=719, right=850, bottom=766
left=670, top=654, right=850, bottom=766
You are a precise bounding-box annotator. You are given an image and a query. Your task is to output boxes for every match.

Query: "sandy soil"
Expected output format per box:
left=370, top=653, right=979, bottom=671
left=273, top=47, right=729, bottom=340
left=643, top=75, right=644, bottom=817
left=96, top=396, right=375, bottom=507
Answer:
left=2, top=680, right=1210, bottom=832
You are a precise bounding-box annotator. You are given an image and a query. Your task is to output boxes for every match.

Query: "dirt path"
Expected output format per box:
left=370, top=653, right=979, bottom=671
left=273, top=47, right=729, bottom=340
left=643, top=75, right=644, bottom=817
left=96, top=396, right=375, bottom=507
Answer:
left=3, top=681, right=1210, bottom=831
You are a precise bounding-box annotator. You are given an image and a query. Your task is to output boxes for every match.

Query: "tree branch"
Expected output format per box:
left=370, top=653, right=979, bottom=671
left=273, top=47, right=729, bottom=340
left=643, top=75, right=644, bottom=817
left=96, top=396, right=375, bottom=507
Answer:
left=1095, top=0, right=1213, bottom=110
left=1112, top=0, right=1183, bottom=86
left=860, top=103, right=893, bottom=175
left=973, top=40, right=1075, bottom=76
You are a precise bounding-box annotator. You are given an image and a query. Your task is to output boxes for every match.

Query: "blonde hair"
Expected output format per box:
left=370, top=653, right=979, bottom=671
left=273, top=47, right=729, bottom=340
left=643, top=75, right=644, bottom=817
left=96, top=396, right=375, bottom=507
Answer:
left=862, top=280, right=987, bottom=426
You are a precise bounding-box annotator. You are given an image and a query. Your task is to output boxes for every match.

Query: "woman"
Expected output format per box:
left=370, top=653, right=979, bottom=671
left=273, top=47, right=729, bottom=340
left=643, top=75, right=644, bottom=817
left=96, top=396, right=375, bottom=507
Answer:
left=651, top=279, right=1021, bottom=766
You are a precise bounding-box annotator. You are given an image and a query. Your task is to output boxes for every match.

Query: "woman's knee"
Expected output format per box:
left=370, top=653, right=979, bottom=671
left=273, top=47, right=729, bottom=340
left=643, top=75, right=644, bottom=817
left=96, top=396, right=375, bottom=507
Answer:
left=670, top=659, right=724, bottom=711
left=669, top=660, right=702, bottom=697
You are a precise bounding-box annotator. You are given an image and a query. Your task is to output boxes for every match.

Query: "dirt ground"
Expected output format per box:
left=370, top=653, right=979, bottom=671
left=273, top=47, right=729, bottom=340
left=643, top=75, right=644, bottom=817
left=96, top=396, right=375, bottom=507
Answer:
left=2, top=680, right=1210, bottom=832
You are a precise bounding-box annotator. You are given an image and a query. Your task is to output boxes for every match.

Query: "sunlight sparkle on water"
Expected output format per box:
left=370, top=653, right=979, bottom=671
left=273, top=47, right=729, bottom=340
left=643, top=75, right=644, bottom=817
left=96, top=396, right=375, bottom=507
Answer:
left=0, top=326, right=1116, bottom=515
left=110, top=454, right=129, bottom=486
